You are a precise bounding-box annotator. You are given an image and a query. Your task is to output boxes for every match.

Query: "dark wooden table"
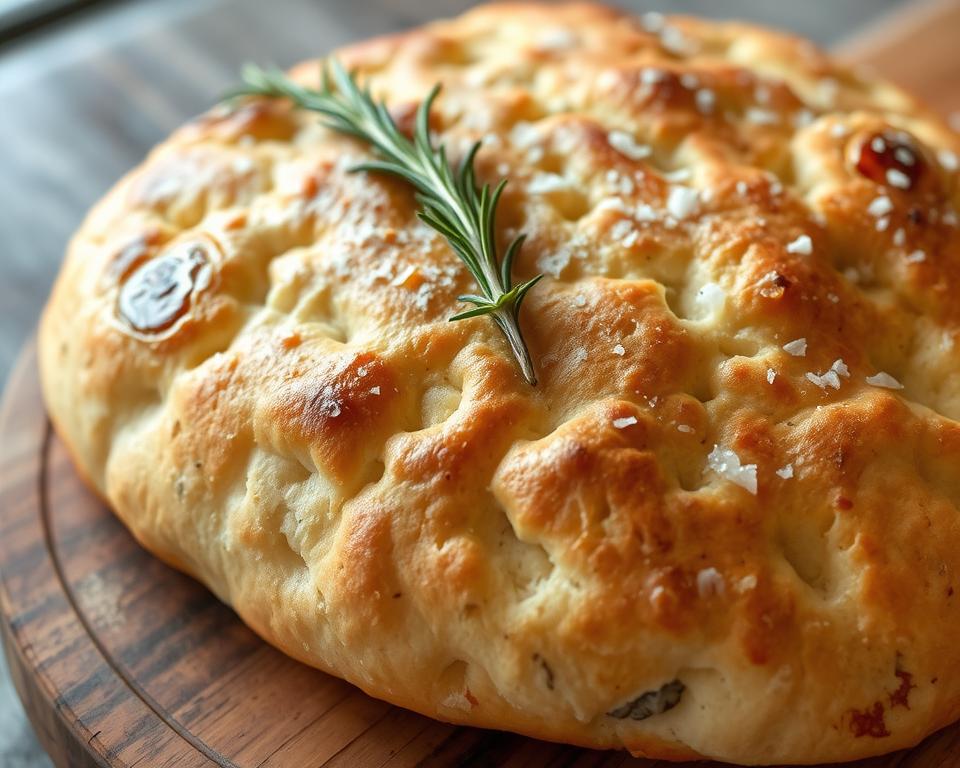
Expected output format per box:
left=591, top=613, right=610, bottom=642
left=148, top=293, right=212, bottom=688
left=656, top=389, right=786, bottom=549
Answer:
left=0, top=1, right=930, bottom=765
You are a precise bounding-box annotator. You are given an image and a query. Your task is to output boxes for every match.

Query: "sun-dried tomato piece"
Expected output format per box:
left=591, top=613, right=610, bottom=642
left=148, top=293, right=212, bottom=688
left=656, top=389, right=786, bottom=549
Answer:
left=855, top=130, right=925, bottom=190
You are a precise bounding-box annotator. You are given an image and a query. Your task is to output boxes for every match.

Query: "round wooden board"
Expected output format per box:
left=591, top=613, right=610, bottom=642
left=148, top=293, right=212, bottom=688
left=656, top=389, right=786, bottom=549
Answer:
left=1, top=340, right=959, bottom=768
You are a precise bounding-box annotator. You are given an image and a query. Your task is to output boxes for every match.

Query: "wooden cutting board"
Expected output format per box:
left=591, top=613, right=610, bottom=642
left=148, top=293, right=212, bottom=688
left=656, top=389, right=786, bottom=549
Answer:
left=3, top=3, right=960, bottom=766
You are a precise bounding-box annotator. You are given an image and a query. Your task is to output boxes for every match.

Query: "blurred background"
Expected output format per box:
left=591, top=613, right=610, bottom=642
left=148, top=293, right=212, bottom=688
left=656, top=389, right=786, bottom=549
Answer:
left=0, top=1, right=952, bottom=766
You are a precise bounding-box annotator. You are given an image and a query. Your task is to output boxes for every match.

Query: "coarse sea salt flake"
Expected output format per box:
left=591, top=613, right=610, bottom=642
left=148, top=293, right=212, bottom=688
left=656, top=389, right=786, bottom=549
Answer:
left=906, top=250, right=926, bottom=263
left=666, top=186, right=700, bottom=220
left=369, top=386, right=381, bottom=396
left=767, top=368, right=776, bottom=384
left=695, top=89, right=716, bottom=114
left=868, top=196, right=894, bottom=217
left=613, top=416, right=638, bottom=429
left=806, top=370, right=841, bottom=390
left=866, top=372, right=903, bottom=390
left=776, top=464, right=794, bottom=479
left=677, top=424, right=695, bottom=434
left=613, top=343, right=626, bottom=356
left=707, top=445, right=758, bottom=494
left=939, top=150, right=959, bottom=172
left=745, top=107, right=779, bottom=125
left=786, top=234, right=813, bottom=255
left=783, top=338, right=807, bottom=356
left=528, top=173, right=570, bottom=194
left=697, top=568, right=725, bottom=598
left=608, top=130, right=652, bottom=160
left=887, top=168, right=911, bottom=189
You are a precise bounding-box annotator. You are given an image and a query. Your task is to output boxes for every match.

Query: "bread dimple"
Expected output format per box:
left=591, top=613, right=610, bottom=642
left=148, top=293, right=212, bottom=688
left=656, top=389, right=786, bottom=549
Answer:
left=39, top=2, right=960, bottom=762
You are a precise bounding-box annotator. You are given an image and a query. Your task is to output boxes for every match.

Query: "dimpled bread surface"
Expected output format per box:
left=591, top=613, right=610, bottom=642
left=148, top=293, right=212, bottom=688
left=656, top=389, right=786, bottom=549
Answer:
left=38, top=2, right=960, bottom=763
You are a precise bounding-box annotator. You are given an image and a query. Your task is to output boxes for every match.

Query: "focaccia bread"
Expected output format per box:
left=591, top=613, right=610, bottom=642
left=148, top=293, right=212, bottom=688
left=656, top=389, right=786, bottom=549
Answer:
left=39, top=3, right=960, bottom=763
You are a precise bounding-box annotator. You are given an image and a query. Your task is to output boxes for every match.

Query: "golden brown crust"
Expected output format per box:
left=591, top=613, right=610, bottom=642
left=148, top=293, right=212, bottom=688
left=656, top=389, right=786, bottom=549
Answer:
left=39, top=3, right=960, bottom=763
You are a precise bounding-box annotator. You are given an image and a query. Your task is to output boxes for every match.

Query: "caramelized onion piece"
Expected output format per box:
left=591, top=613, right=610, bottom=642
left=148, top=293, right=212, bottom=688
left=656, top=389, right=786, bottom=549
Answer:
left=855, top=130, right=925, bottom=190
left=118, top=242, right=212, bottom=334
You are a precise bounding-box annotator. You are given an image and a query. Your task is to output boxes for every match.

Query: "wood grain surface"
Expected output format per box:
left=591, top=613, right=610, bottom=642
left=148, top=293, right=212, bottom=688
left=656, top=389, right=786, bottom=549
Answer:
left=2, top=1, right=960, bottom=766
left=2, top=341, right=960, bottom=768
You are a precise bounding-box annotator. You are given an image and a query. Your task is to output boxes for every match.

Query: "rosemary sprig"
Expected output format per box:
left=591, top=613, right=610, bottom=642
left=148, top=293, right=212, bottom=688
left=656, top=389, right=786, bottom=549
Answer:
left=232, top=62, right=543, bottom=385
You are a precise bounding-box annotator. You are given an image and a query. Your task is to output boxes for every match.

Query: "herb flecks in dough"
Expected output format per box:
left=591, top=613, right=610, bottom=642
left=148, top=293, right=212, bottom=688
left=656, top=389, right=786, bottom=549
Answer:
left=233, top=62, right=543, bottom=385
left=607, top=680, right=685, bottom=720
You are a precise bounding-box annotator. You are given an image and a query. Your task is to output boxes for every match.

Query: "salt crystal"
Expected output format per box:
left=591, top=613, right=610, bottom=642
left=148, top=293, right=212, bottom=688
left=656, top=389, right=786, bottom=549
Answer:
left=707, top=445, right=758, bottom=494
left=939, top=150, right=959, bottom=172
left=831, top=359, right=850, bottom=378
left=613, top=343, right=626, bottom=356
left=893, top=228, right=906, bottom=247
left=664, top=168, right=693, bottom=183
left=767, top=368, right=776, bottom=384
left=786, top=234, right=813, bottom=255
left=528, top=173, right=570, bottom=194
left=868, top=195, right=894, bottom=217
left=806, top=370, right=841, bottom=390
left=886, top=168, right=911, bottom=189
left=696, top=567, right=725, bottom=598
left=695, top=89, right=716, bottom=115
left=677, top=424, right=695, bottom=434
left=776, top=464, right=794, bottom=479
left=608, top=130, right=652, bottom=161
left=745, top=107, right=779, bottom=126
left=737, top=574, right=758, bottom=592
left=613, top=416, right=638, bottom=429
left=369, top=386, right=381, bottom=395
left=666, top=186, right=700, bottom=220
left=894, top=146, right=916, bottom=166
left=783, top=338, right=807, bottom=356
left=906, top=250, right=926, bottom=263
left=866, top=372, right=903, bottom=390
left=636, top=203, right=659, bottom=222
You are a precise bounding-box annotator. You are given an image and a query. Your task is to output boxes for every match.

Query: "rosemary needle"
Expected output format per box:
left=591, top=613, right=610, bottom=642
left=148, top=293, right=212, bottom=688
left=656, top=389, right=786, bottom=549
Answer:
left=232, top=61, right=543, bottom=385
